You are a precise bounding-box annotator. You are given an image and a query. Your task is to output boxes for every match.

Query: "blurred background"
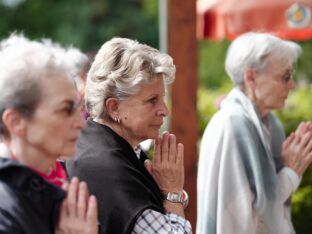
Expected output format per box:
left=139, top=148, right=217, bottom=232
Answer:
left=0, top=0, right=311, bottom=233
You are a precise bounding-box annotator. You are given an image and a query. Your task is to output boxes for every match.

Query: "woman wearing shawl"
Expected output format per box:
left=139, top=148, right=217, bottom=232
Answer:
left=197, top=32, right=312, bottom=234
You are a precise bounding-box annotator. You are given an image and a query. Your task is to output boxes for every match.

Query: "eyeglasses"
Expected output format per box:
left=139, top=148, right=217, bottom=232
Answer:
left=276, top=69, right=295, bottom=84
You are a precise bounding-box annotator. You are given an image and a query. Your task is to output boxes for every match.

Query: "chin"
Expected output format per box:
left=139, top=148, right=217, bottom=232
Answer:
left=60, top=149, right=76, bottom=158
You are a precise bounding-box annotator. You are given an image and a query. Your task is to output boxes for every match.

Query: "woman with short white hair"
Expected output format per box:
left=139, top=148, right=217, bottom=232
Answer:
left=67, top=37, right=192, bottom=234
left=197, top=32, right=312, bottom=234
left=0, top=34, right=98, bottom=234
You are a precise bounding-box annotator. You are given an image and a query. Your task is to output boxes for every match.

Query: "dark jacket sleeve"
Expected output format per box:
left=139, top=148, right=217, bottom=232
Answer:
left=0, top=207, right=23, bottom=233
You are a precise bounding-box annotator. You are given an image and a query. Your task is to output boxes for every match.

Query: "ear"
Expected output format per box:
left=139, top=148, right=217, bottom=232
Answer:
left=105, top=97, right=120, bottom=119
left=2, top=109, right=27, bottom=137
left=243, top=69, right=257, bottom=90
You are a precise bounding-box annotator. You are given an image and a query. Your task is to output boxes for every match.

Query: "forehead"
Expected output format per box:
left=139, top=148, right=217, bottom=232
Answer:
left=135, top=77, right=165, bottom=97
left=38, top=75, right=77, bottom=105
left=263, top=53, right=292, bottom=72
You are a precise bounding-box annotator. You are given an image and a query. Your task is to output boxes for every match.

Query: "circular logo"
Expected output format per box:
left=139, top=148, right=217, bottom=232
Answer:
left=286, top=3, right=311, bottom=28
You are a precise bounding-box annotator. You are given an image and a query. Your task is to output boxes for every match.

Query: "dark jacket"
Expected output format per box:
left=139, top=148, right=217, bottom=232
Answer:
left=66, top=120, right=164, bottom=234
left=0, top=158, right=65, bottom=234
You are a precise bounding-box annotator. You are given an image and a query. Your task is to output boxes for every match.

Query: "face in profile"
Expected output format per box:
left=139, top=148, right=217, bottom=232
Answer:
left=24, top=74, right=86, bottom=159
left=252, top=55, right=296, bottom=113
left=117, top=77, right=169, bottom=146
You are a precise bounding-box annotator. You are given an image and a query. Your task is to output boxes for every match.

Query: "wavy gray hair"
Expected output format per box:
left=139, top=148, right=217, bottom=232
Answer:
left=85, top=37, right=176, bottom=120
left=0, top=33, right=88, bottom=138
left=225, top=32, right=302, bottom=86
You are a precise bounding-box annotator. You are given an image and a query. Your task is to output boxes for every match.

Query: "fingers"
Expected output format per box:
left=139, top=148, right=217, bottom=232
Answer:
left=168, top=134, right=177, bottom=163
left=67, top=177, right=79, bottom=215
left=299, top=132, right=312, bottom=149
left=57, top=178, right=98, bottom=234
left=86, top=195, right=98, bottom=225
left=62, top=181, right=69, bottom=191
left=283, top=133, right=295, bottom=150
left=58, top=194, right=69, bottom=222
left=153, top=136, right=161, bottom=163
left=161, top=132, right=170, bottom=161
left=144, top=159, right=153, bottom=175
left=302, top=136, right=312, bottom=155
left=77, top=181, right=88, bottom=219
left=156, top=132, right=183, bottom=164
left=291, top=133, right=301, bottom=147
left=176, top=143, right=184, bottom=165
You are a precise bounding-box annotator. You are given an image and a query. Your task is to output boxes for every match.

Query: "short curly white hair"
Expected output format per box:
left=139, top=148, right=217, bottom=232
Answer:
left=85, top=37, right=176, bottom=120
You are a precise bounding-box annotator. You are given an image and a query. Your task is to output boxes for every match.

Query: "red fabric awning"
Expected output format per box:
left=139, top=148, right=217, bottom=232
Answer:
left=197, top=0, right=312, bottom=41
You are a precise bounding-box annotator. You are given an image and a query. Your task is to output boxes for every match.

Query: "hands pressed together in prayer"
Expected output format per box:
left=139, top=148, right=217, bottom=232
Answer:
left=56, top=177, right=98, bottom=234
left=144, top=132, right=186, bottom=217
left=282, top=121, right=312, bottom=176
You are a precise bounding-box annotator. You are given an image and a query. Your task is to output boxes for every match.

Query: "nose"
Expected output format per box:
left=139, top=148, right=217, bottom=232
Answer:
left=73, top=108, right=86, bottom=129
left=156, top=100, right=169, bottom=117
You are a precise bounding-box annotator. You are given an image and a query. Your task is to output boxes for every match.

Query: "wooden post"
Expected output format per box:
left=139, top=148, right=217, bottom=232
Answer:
left=168, top=0, right=198, bottom=231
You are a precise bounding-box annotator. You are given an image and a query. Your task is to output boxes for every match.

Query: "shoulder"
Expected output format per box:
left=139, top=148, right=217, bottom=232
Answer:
left=0, top=181, right=24, bottom=231
left=0, top=181, right=19, bottom=207
left=203, top=106, right=254, bottom=140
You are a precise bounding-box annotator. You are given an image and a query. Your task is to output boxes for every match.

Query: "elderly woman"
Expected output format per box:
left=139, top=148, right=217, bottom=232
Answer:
left=0, top=34, right=98, bottom=234
left=197, top=32, right=312, bottom=234
left=66, top=37, right=192, bottom=233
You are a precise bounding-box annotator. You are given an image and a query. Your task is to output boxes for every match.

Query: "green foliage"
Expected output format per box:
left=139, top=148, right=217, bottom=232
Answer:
left=199, top=40, right=229, bottom=89
left=292, top=185, right=312, bottom=234
left=0, top=0, right=159, bottom=50
left=197, top=84, right=231, bottom=135
left=276, top=84, right=312, bottom=136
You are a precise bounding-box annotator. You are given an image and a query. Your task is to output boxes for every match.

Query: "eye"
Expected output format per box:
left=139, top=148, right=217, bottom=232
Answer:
left=282, top=71, right=293, bottom=83
left=62, top=100, right=82, bottom=115
left=63, top=105, right=75, bottom=115
left=148, top=97, right=158, bottom=105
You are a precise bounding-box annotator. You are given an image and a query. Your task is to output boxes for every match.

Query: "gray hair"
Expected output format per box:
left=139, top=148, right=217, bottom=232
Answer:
left=225, top=32, right=302, bottom=86
left=0, top=33, right=88, bottom=138
left=85, top=37, right=176, bottom=120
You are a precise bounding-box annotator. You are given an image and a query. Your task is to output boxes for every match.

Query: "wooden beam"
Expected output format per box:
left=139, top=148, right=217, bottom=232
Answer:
left=168, top=0, right=198, bottom=231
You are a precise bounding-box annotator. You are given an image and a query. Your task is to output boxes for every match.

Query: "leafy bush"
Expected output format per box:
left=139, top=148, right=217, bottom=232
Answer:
left=276, top=84, right=312, bottom=135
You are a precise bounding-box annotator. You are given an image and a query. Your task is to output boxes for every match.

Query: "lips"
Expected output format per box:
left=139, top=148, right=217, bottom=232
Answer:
left=151, top=123, right=163, bottom=128
left=69, top=137, right=79, bottom=143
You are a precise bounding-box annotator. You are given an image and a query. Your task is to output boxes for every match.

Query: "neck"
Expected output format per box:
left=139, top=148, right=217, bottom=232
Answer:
left=7, top=137, right=56, bottom=174
left=244, top=89, right=269, bottom=119
left=93, top=118, right=138, bottom=148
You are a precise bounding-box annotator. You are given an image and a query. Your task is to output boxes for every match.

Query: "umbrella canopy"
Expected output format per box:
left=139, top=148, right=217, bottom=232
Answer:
left=197, top=0, right=312, bottom=41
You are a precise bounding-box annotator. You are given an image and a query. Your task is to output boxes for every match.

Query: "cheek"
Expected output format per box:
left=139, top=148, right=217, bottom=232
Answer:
left=28, top=124, right=66, bottom=148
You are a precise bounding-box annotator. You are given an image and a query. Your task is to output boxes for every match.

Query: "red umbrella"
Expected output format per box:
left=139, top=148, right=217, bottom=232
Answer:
left=197, top=0, right=312, bottom=41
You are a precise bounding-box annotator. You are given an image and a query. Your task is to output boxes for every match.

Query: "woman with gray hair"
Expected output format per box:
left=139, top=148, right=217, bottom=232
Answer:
left=0, top=34, right=98, bottom=234
left=197, top=32, right=312, bottom=234
left=66, top=37, right=192, bottom=234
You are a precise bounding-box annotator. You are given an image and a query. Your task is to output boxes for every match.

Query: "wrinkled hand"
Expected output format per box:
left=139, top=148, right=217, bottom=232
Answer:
left=282, top=131, right=312, bottom=176
left=56, top=177, right=98, bottom=234
left=295, top=121, right=312, bottom=136
left=144, top=132, right=184, bottom=193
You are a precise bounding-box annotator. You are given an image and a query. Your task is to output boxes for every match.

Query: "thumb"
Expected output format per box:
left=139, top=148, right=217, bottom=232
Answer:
left=144, top=159, right=153, bottom=175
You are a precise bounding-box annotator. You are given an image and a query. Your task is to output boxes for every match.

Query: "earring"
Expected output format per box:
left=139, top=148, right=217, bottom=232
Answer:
left=113, top=116, right=121, bottom=124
